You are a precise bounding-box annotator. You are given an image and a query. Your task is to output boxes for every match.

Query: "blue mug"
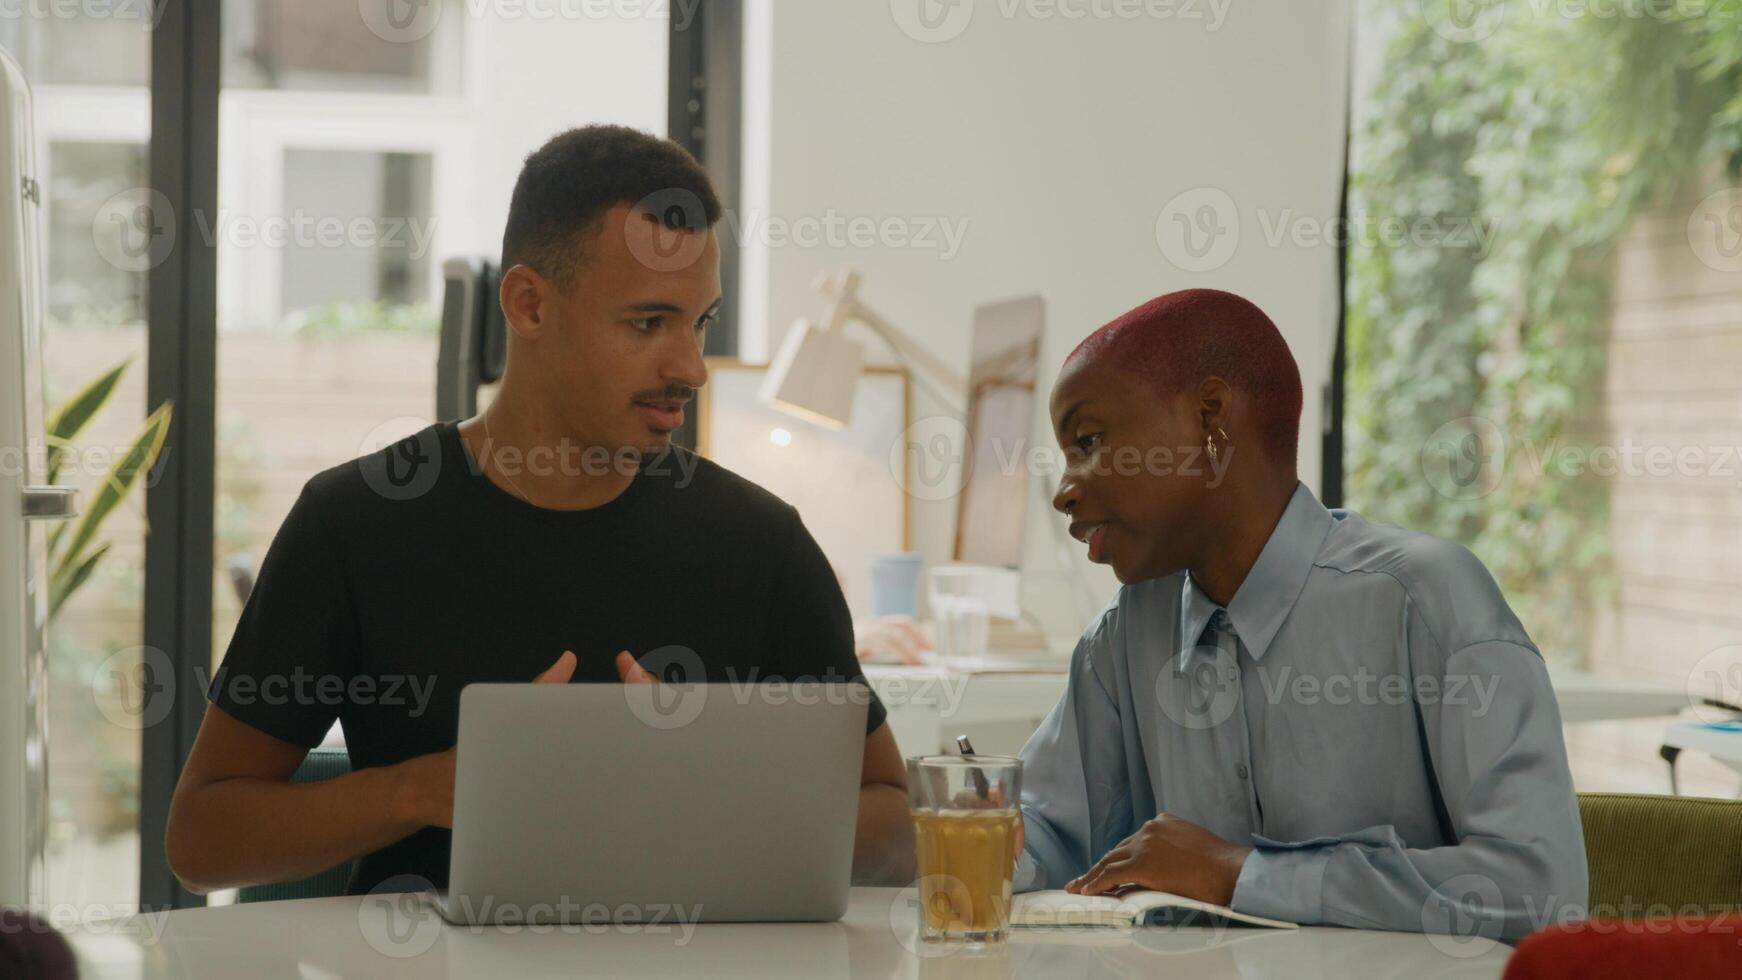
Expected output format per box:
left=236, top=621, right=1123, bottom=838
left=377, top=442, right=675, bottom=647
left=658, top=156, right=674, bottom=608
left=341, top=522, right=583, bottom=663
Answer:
left=867, top=552, right=924, bottom=618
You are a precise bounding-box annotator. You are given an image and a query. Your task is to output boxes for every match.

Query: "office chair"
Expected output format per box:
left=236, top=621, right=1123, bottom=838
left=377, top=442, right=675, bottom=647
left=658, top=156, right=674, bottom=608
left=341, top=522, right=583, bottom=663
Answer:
left=234, top=747, right=356, bottom=903
left=1577, top=792, right=1742, bottom=917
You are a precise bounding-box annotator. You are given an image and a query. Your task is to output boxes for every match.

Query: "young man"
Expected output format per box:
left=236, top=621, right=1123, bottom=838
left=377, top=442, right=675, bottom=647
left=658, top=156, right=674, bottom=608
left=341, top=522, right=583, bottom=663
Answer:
left=166, top=126, right=913, bottom=895
left=1018, top=288, right=1586, bottom=942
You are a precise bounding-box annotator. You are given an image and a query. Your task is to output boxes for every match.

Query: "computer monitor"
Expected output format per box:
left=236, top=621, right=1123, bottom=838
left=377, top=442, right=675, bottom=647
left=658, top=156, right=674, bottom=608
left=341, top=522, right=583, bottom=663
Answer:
left=436, top=257, right=508, bottom=420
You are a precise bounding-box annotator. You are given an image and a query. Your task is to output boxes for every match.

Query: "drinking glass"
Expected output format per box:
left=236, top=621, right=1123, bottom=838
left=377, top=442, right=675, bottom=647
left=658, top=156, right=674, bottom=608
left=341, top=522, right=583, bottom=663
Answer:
left=907, top=754, right=1023, bottom=946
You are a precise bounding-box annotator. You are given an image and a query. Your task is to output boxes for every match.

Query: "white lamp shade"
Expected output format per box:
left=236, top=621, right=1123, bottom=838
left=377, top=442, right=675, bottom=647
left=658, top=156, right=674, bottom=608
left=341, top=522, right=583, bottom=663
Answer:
left=759, top=317, right=864, bottom=429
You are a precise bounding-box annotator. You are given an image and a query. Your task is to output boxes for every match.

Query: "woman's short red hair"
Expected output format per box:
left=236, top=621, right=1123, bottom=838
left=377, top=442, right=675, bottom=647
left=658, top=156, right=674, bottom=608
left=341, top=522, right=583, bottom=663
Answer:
left=1066, top=288, right=1303, bottom=464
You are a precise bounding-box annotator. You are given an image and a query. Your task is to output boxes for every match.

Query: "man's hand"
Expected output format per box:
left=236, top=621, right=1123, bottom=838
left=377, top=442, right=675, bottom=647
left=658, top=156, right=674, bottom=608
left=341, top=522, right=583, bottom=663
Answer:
left=537, top=650, right=579, bottom=684
left=1065, top=813, right=1252, bottom=907
left=615, top=650, right=656, bottom=683
left=393, top=650, right=578, bottom=829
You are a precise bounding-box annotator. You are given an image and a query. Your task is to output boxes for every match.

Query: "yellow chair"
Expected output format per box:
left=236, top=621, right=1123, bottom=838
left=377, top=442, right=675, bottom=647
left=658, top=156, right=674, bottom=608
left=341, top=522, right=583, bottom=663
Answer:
left=1577, top=792, right=1742, bottom=918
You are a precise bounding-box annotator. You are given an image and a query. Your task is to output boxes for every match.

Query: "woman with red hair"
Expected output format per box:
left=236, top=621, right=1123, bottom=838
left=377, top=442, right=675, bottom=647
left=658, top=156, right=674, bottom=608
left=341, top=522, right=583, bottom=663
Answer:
left=1015, top=288, right=1587, bottom=943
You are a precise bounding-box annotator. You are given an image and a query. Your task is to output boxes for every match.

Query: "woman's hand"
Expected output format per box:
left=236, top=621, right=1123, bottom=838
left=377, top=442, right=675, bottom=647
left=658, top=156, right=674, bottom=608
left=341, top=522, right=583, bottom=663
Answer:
left=1065, top=813, right=1253, bottom=906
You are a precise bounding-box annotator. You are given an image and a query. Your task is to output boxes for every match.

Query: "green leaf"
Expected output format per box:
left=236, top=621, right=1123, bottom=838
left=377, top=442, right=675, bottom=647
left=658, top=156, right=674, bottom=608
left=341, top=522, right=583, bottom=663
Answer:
left=48, top=542, right=110, bottom=619
left=51, top=401, right=172, bottom=587
left=43, top=359, right=130, bottom=484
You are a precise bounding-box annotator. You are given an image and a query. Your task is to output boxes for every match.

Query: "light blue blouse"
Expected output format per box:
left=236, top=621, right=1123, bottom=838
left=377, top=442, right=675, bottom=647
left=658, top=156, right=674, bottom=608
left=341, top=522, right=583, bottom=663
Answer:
left=1016, top=483, right=1587, bottom=942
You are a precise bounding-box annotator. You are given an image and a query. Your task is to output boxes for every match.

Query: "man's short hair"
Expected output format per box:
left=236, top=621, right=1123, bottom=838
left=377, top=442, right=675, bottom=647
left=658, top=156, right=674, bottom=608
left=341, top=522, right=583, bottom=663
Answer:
left=1066, top=288, right=1303, bottom=463
left=500, top=125, right=723, bottom=289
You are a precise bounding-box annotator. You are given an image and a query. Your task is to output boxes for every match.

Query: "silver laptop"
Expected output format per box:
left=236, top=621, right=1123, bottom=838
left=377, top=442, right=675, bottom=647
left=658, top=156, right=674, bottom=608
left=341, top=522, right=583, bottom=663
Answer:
left=432, top=681, right=868, bottom=926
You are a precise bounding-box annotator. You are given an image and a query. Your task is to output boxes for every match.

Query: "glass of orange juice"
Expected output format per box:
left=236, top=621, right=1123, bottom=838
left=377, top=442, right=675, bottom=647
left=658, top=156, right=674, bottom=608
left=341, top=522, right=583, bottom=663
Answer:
left=907, top=754, right=1023, bottom=946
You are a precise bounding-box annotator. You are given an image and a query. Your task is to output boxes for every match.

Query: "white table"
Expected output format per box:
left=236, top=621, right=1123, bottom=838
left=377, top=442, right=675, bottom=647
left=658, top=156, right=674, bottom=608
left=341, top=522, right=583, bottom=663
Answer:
left=1661, top=720, right=1742, bottom=796
left=68, top=887, right=1512, bottom=978
left=868, top=660, right=1694, bottom=757
left=1548, top=667, right=1691, bottom=724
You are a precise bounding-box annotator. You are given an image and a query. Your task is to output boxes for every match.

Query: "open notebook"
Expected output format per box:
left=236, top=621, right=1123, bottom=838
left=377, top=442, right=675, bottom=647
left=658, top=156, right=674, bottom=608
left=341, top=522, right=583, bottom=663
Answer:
left=1012, top=890, right=1298, bottom=931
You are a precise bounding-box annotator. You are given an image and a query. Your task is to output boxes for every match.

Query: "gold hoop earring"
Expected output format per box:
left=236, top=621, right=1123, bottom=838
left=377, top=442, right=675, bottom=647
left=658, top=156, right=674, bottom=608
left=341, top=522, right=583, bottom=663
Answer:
left=1207, top=427, right=1230, bottom=463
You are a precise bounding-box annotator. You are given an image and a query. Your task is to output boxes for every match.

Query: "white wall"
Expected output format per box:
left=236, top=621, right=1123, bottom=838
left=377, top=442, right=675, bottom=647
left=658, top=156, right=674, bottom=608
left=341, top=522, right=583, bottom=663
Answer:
left=460, top=11, right=670, bottom=257
left=748, top=0, right=1352, bottom=643
left=210, top=6, right=668, bottom=330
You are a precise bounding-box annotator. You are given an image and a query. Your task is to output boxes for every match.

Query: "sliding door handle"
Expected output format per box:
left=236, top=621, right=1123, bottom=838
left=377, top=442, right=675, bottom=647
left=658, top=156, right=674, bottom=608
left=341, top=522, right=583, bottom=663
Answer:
left=22, top=485, right=79, bottom=521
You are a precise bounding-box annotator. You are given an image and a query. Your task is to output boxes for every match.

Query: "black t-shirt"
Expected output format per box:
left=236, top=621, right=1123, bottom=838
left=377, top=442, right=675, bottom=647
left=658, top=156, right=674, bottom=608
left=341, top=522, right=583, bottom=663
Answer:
left=206, top=420, right=884, bottom=894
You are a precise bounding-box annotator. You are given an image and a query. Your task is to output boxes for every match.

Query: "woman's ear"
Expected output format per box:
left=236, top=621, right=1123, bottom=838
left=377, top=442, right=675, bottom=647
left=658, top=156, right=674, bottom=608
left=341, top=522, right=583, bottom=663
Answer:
left=1196, top=377, right=1232, bottom=435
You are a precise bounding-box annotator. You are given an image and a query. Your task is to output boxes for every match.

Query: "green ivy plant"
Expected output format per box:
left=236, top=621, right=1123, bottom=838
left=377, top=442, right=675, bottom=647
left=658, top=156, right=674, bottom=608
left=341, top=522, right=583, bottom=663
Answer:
left=1348, top=1, right=1742, bottom=663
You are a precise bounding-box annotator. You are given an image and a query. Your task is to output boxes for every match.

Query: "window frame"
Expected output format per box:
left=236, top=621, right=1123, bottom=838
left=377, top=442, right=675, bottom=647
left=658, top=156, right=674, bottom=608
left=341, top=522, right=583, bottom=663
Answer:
left=138, top=0, right=745, bottom=909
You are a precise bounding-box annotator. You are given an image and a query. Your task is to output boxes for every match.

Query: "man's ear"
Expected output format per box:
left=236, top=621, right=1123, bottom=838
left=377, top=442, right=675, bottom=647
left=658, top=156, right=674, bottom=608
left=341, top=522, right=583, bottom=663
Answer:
left=499, top=264, right=553, bottom=340
left=1196, top=377, right=1232, bottom=435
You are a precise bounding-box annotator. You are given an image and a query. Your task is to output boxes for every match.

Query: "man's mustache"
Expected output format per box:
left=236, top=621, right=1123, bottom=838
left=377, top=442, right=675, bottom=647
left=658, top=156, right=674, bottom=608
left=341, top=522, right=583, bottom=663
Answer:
left=631, top=386, right=697, bottom=404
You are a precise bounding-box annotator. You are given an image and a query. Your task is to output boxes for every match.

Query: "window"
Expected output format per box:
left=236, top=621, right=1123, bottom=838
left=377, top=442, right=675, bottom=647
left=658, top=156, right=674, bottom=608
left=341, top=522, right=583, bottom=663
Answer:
left=278, top=149, right=434, bottom=313
left=223, top=0, right=463, bottom=94
left=0, top=8, right=151, bottom=86
left=46, top=142, right=148, bottom=325
left=19, top=15, right=152, bottom=913
left=1346, top=0, right=1742, bottom=796
left=210, top=2, right=670, bottom=747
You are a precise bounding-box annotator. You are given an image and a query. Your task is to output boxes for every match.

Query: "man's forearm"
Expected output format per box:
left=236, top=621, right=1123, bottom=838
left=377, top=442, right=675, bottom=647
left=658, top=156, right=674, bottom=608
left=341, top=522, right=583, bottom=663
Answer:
left=851, top=782, right=915, bottom=886
left=166, top=763, right=424, bottom=894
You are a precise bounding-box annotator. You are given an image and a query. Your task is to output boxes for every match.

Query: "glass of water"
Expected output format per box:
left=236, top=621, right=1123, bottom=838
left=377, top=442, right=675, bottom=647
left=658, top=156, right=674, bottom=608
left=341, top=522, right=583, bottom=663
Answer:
left=929, top=567, right=990, bottom=667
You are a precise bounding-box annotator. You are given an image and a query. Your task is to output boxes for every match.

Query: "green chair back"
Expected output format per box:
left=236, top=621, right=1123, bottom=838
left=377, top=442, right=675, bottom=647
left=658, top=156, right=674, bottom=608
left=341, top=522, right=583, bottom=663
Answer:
left=235, top=747, right=355, bottom=903
left=1578, top=792, right=1742, bottom=918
